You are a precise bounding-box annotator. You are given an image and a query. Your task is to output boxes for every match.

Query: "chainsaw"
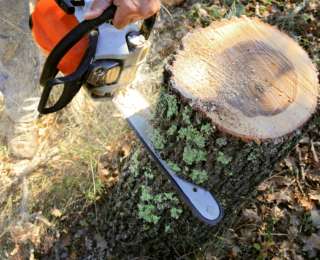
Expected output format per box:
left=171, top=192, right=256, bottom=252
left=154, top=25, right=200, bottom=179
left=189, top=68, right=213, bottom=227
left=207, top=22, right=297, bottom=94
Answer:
left=30, top=0, right=223, bottom=225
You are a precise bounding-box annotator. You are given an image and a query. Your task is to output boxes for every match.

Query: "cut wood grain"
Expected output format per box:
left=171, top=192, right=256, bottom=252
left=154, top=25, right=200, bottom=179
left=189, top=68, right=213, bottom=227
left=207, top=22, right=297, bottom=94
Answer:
left=167, top=16, right=319, bottom=140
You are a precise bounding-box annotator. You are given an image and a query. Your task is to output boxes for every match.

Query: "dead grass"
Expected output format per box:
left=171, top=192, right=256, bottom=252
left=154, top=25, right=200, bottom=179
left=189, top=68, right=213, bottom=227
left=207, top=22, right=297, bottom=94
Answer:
left=0, top=89, right=131, bottom=258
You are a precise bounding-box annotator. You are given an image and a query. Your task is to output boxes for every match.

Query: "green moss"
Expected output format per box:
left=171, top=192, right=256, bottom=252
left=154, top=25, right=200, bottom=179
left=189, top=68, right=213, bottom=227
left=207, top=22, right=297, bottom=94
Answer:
left=207, top=5, right=223, bottom=19
left=185, top=3, right=225, bottom=27
left=163, top=93, right=178, bottom=119
left=186, top=4, right=201, bottom=24
left=178, top=126, right=206, bottom=148
left=140, top=186, right=153, bottom=202
left=216, top=138, right=228, bottom=147
left=152, top=129, right=166, bottom=150
left=155, top=91, right=179, bottom=120
left=216, top=151, right=232, bottom=165
left=170, top=207, right=183, bottom=219
left=138, top=185, right=182, bottom=225
left=190, top=169, right=208, bottom=184
left=84, top=178, right=104, bottom=203
left=138, top=204, right=160, bottom=224
left=167, top=124, right=178, bottom=136
left=247, top=153, right=257, bottom=162
left=182, top=106, right=192, bottom=124
left=138, top=186, right=161, bottom=224
left=165, top=224, right=172, bottom=233
left=144, top=168, right=155, bottom=180
left=129, top=150, right=141, bottom=177
left=167, top=161, right=181, bottom=173
left=200, top=123, right=214, bottom=137
left=225, top=0, right=246, bottom=18
left=183, top=146, right=207, bottom=165
left=154, top=192, right=178, bottom=205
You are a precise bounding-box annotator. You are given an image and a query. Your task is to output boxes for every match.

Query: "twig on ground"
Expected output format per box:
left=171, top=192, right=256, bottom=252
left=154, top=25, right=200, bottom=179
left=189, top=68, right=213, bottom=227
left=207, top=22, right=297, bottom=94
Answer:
left=5, top=145, right=59, bottom=191
left=90, top=160, right=98, bottom=225
left=295, top=146, right=306, bottom=181
left=20, top=177, right=29, bottom=223
left=160, top=4, right=174, bottom=23
left=295, top=170, right=306, bottom=197
left=310, top=140, right=319, bottom=163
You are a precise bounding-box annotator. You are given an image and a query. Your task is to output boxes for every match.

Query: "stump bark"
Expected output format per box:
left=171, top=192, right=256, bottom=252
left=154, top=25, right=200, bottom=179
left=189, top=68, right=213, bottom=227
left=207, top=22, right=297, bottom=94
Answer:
left=91, top=17, right=319, bottom=258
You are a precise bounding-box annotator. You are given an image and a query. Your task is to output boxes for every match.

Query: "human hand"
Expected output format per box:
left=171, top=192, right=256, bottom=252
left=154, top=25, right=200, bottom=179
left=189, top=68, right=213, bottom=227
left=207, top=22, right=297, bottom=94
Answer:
left=85, top=0, right=160, bottom=29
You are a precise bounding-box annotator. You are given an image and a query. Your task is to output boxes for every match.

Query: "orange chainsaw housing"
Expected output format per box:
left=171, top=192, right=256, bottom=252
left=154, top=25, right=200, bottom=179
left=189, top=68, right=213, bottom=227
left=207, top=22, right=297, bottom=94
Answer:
left=31, top=0, right=88, bottom=74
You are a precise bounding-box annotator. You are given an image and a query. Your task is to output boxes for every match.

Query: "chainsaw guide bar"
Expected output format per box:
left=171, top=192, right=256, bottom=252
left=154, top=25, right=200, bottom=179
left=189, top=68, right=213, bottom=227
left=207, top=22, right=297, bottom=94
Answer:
left=113, top=88, right=223, bottom=225
left=31, top=0, right=223, bottom=225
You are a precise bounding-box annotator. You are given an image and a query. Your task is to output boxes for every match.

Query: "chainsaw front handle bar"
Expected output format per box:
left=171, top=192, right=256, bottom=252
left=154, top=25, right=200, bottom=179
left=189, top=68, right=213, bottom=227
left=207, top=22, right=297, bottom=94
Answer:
left=38, top=4, right=156, bottom=114
left=38, top=30, right=99, bottom=114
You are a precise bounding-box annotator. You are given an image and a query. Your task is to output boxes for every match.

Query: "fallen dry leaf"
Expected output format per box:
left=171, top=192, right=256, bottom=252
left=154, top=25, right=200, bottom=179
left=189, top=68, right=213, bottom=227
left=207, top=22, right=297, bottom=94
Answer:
left=257, top=182, right=269, bottom=191
left=271, top=206, right=285, bottom=219
left=51, top=208, right=63, bottom=218
left=10, top=223, right=41, bottom=246
left=297, top=197, right=315, bottom=211
left=266, top=191, right=292, bottom=204
left=242, top=208, right=261, bottom=223
left=309, top=190, right=320, bottom=203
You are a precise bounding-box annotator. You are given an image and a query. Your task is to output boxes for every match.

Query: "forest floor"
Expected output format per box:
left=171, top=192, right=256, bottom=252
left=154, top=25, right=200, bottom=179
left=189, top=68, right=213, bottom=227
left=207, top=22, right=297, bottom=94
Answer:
left=0, top=0, right=319, bottom=259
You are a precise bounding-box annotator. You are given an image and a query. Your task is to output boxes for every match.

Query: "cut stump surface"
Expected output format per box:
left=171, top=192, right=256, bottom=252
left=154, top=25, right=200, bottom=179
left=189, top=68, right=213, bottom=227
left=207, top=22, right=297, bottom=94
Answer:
left=168, top=17, right=318, bottom=140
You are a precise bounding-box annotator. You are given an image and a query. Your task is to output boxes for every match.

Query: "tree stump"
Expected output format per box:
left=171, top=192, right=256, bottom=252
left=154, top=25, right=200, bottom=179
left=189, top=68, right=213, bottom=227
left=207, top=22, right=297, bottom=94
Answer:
left=168, top=16, right=318, bottom=140
left=87, top=17, right=319, bottom=258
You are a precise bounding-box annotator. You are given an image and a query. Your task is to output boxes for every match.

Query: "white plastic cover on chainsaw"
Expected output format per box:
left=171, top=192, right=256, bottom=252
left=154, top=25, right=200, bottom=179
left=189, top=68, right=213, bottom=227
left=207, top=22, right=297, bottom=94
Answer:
left=74, top=0, right=140, bottom=60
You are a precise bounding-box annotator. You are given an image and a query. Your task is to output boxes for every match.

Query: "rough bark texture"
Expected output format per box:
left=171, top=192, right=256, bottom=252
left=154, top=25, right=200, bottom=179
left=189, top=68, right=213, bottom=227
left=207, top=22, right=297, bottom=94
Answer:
left=68, top=17, right=320, bottom=259
left=77, top=87, right=318, bottom=258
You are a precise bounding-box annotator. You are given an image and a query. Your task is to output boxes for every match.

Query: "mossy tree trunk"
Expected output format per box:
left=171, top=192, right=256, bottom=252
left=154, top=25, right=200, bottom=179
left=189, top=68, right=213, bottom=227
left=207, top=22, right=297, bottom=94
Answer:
left=94, top=91, right=318, bottom=258
left=78, top=17, right=319, bottom=258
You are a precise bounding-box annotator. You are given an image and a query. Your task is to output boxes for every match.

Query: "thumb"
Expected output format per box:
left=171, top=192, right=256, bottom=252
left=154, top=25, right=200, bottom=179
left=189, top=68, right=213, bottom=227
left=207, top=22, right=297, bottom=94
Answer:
left=85, top=0, right=112, bottom=20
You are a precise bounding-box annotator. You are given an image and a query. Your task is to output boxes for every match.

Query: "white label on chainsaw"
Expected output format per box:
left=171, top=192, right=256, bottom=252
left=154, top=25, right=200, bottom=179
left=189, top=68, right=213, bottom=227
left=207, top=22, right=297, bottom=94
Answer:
left=113, top=88, right=150, bottom=119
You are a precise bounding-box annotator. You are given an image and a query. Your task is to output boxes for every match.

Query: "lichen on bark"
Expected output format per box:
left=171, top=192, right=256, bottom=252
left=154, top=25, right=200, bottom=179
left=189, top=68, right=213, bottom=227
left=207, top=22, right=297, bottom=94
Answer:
left=93, top=77, right=319, bottom=258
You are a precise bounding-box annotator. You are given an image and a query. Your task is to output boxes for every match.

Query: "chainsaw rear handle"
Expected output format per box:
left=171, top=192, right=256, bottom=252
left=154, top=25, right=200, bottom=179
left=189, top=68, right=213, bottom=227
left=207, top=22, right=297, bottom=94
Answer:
left=38, top=4, right=157, bottom=114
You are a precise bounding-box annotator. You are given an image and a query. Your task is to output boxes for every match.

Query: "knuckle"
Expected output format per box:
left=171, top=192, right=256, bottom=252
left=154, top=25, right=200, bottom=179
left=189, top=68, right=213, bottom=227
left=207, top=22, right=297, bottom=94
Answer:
left=153, top=1, right=161, bottom=13
left=141, top=2, right=160, bottom=17
left=113, top=23, right=123, bottom=29
left=112, top=19, right=125, bottom=29
left=140, top=8, right=152, bottom=18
